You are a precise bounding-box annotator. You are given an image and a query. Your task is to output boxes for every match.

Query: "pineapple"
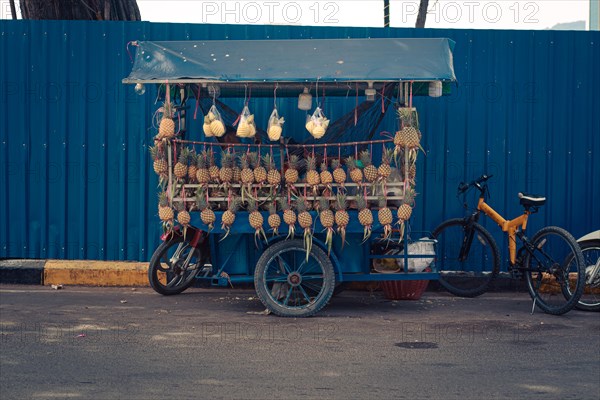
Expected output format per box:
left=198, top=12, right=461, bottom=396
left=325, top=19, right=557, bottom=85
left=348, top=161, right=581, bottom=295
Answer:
left=219, top=152, right=234, bottom=184
left=202, top=115, right=214, bottom=137
left=267, top=202, right=281, bottom=236
left=318, top=197, right=335, bottom=255
left=158, top=191, right=174, bottom=231
left=356, top=194, right=373, bottom=242
left=296, top=198, right=313, bottom=260
left=187, top=150, right=198, bottom=183
left=232, top=163, right=242, bottom=184
left=378, top=148, right=393, bottom=181
left=207, top=149, right=220, bottom=183
left=220, top=197, right=240, bottom=240
left=175, top=200, right=191, bottom=238
left=150, top=145, right=168, bottom=176
left=250, top=152, right=267, bottom=185
left=306, top=155, right=320, bottom=195
left=210, top=118, right=225, bottom=137
left=195, top=150, right=211, bottom=185
left=174, top=147, right=189, bottom=181
left=240, top=153, right=254, bottom=201
left=279, top=198, right=297, bottom=240
left=197, top=192, right=216, bottom=231
left=334, top=194, right=349, bottom=248
left=345, top=156, right=363, bottom=185
left=264, top=154, right=281, bottom=186
left=360, top=150, right=378, bottom=184
left=394, top=108, right=424, bottom=161
left=331, top=158, right=346, bottom=187
left=377, top=196, right=393, bottom=241
left=285, top=154, right=300, bottom=185
left=397, top=187, right=416, bottom=241
left=320, top=160, right=333, bottom=186
left=401, top=161, right=417, bottom=184
left=158, top=100, right=175, bottom=140
left=247, top=199, right=267, bottom=245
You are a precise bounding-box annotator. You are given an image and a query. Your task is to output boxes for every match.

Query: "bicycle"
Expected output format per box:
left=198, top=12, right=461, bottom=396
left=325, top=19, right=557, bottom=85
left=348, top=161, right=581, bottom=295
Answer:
left=567, top=233, right=600, bottom=311
left=432, top=174, right=586, bottom=315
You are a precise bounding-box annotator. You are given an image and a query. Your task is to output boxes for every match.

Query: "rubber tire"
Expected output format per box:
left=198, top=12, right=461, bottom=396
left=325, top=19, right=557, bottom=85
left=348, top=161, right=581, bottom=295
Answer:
left=432, top=218, right=501, bottom=298
left=565, top=240, right=600, bottom=312
left=524, top=226, right=586, bottom=315
left=148, top=235, right=200, bottom=296
left=254, top=239, right=335, bottom=317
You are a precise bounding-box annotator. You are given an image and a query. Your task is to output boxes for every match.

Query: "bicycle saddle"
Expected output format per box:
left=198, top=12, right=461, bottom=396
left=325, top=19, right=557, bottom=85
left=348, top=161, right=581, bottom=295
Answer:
left=518, top=192, right=546, bottom=207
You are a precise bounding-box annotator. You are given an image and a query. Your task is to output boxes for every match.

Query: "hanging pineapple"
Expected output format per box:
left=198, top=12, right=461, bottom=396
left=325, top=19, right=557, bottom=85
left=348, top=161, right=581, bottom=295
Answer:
left=205, top=106, right=226, bottom=137
left=360, top=150, right=378, bottom=195
left=174, top=147, right=189, bottom=181
left=150, top=145, right=168, bottom=185
left=356, top=194, right=373, bottom=242
left=202, top=115, right=214, bottom=137
left=397, top=187, right=416, bottom=241
left=394, top=108, right=424, bottom=161
left=401, top=150, right=418, bottom=184
left=377, top=196, right=393, bottom=241
left=345, top=156, right=363, bottom=186
left=267, top=202, right=281, bottom=236
left=318, top=197, right=335, bottom=255
left=158, top=191, right=174, bottom=232
left=320, top=159, right=333, bottom=194
left=240, top=153, right=254, bottom=201
left=158, top=97, right=175, bottom=140
left=331, top=158, right=346, bottom=189
left=247, top=199, right=267, bottom=245
left=220, top=197, right=240, bottom=241
left=378, top=148, right=393, bottom=182
left=195, top=150, right=211, bottom=186
left=305, top=155, right=320, bottom=195
left=187, top=150, right=198, bottom=183
left=197, top=192, right=215, bottom=232
left=285, top=154, right=300, bottom=187
left=334, top=194, right=349, bottom=248
left=264, top=154, right=281, bottom=187
left=250, top=152, right=267, bottom=185
left=232, top=159, right=242, bottom=185
left=207, top=149, right=220, bottom=183
left=296, top=198, right=313, bottom=260
left=175, top=200, right=191, bottom=238
left=219, top=151, right=234, bottom=185
left=279, top=198, right=297, bottom=240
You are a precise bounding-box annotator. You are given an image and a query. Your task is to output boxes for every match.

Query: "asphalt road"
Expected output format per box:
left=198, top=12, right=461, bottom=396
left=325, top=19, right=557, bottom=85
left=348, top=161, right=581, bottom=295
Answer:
left=1, top=285, right=599, bottom=400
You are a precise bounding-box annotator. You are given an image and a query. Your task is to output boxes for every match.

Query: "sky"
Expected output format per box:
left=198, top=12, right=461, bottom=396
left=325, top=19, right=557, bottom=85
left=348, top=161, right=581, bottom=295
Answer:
left=136, top=0, right=591, bottom=30
left=1, top=0, right=591, bottom=30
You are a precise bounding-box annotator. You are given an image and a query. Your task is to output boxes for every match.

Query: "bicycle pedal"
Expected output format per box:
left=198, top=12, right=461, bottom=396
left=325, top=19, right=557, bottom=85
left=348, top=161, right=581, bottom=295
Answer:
left=510, top=269, right=524, bottom=280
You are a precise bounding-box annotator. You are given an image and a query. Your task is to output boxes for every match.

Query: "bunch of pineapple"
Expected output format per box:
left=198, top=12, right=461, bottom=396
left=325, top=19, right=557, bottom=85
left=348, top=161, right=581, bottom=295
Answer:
left=203, top=106, right=226, bottom=137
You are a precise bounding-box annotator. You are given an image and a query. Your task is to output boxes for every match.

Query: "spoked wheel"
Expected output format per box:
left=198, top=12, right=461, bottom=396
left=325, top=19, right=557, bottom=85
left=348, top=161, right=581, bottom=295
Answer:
left=254, top=239, right=335, bottom=317
left=432, top=218, right=501, bottom=297
left=148, top=233, right=202, bottom=295
left=565, top=240, right=600, bottom=312
left=524, top=226, right=585, bottom=315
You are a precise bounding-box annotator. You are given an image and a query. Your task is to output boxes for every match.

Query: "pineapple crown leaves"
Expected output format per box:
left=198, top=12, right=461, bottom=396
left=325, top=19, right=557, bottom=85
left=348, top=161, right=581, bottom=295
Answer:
left=287, top=154, right=300, bottom=169
left=197, top=150, right=208, bottom=168
left=318, top=196, right=331, bottom=211
left=334, top=194, right=347, bottom=211
left=359, top=150, right=372, bottom=166
left=221, top=152, right=234, bottom=168
left=207, top=149, right=216, bottom=166
left=278, top=197, right=292, bottom=211
left=178, top=147, right=190, bottom=164
left=345, top=156, right=357, bottom=170
left=188, top=150, right=198, bottom=165
left=158, top=191, right=169, bottom=207
left=377, top=196, right=388, bottom=209
left=331, top=158, right=341, bottom=169
left=246, top=199, right=259, bottom=213
left=239, top=153, right=250, bottom=169
left=403, top=187, right=418, bottom=206
left=248, top=152, right=261, bottom=168
left=320, top=160, right=330, bottom=172
left=306, top=155, right=317, bottom=171
left=262, top=154, right=276, bottom=170
left=382, top=148, right=394, bottom=164
left=295, top=197, right=308, bottom=213
left=195, top=191, right=210, bottom=211
left=355, top=194, right=368, bottom=210
left=267, top=202, right=277, bottom=214
left=174, top=200, right=186, bottom=212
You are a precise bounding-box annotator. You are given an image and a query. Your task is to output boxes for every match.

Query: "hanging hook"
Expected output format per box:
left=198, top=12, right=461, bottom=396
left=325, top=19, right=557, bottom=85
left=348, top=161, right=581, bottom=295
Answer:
left=274, top=83, right=278, bottom=109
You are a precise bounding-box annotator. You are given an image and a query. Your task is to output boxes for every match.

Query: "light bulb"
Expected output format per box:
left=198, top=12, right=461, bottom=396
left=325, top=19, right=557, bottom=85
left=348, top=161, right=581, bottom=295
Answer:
left=134, top=83, right=145, bottom=95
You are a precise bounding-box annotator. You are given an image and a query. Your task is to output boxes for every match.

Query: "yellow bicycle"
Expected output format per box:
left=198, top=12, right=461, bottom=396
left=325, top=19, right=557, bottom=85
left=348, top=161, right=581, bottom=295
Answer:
left=433, top=175, right=585, bottom=315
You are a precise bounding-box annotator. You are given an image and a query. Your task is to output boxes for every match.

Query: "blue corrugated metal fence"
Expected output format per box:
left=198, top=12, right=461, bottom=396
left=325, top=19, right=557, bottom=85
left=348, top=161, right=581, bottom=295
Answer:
left=1, top=21, right=598, bottom=262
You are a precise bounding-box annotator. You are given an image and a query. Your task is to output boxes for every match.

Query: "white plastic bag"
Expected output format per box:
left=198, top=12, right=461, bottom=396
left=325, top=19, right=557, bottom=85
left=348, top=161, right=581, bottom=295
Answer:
left=203, top=105, right=226, bottom=137
left=267, top=108, right=285, bottom=141
left=396, top=238, right=435, bottom=272
left=305, top=107, right=329, bottom=139
left=236, top=105, right=256, bottom=138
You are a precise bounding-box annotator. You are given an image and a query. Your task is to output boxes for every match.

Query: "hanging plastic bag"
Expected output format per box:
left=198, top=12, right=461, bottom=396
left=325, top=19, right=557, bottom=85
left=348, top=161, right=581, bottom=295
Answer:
left=236, top=105, right=256, bottom=138
left=267, top=108, right=285, bottom=141
left=305, top=107, right=329, bottom=139
left=203, top=105, right=226, bottom=137
left=395, top=239, right=435, bottom=272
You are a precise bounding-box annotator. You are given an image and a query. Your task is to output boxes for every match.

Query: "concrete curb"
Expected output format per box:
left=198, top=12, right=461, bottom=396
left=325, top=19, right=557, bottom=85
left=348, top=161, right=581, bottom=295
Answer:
left=0, top=260, right=149, bottom=287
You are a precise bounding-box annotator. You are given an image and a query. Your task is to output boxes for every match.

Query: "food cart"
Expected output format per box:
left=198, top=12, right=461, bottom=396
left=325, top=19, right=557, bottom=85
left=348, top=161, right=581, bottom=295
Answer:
left=123, top=37, right=457, bottom=317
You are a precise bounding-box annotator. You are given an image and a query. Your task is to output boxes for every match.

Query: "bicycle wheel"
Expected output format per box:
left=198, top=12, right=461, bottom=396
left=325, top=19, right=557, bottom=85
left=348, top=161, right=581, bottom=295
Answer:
left=565, top=240, right=600, bottom=312
left=254, top=239, right=335, bottom=317
left=432, top=218, right=501, bottom=297
left=148, top=234, right=202, bottom=295
left=524, top=226, right=585, bottom=315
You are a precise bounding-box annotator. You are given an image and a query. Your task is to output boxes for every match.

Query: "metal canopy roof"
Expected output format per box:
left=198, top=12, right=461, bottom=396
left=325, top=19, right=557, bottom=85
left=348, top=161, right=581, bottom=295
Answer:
left=123, top=38, right=457, bottom=85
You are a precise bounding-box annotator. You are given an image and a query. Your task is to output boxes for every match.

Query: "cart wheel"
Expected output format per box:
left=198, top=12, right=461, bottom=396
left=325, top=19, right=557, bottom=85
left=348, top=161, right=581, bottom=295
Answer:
left=254, top=239, right=335, bottom=317
left=148, top=234, right=202, bottom=295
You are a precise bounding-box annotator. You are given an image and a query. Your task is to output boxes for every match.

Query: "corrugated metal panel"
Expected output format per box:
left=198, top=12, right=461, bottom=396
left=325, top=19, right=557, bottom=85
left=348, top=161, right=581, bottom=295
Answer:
left=1, top=21, right=598, bottom=262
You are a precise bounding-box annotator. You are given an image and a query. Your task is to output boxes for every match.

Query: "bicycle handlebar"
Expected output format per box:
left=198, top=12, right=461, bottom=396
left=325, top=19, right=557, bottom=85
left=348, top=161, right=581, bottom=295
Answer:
left=458, top=174, right=493, bottom=194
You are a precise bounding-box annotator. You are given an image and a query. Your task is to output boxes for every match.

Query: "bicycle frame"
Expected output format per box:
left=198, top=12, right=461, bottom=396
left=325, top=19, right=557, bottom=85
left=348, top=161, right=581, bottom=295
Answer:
left=477, top=197, right=530, bottom=265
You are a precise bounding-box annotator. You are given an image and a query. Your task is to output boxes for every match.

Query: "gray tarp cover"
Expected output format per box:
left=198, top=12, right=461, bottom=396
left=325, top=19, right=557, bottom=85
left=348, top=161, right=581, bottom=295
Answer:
left=125, top=38, right=456, bottom=82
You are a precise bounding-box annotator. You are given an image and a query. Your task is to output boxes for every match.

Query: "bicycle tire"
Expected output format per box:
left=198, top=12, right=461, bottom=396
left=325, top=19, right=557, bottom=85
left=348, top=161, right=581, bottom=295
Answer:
left=565, top=240, right=600, bottom=312
left=432, top=218, right=501, bottom=297
left=523, top=226, right=585, bottom=315
left=254, top=239, right=335, bottom=317
left=148, top=234, right=201, bottom=296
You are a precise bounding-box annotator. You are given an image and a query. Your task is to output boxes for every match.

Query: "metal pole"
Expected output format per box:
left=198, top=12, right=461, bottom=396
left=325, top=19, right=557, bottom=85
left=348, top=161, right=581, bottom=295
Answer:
left=383, top=0, right=390, bottom=28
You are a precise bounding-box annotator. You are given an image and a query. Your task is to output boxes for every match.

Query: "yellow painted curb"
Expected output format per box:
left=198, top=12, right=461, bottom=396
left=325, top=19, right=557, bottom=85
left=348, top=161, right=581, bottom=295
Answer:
left=44, top=260, right=149, bottom=287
